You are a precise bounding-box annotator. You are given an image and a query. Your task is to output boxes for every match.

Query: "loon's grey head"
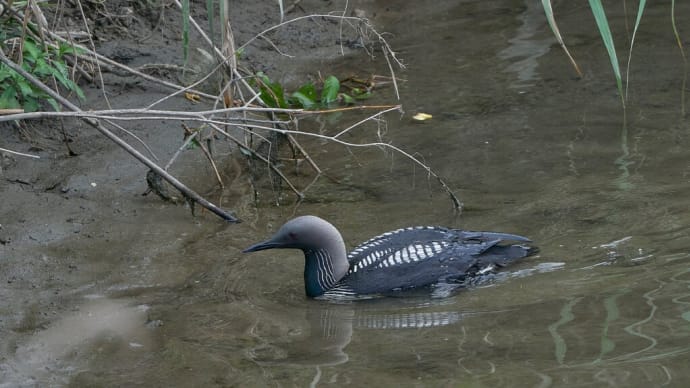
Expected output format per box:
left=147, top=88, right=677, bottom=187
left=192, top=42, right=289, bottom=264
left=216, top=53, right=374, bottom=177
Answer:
left=243, top=215, right=346, bottom=254
left=244, top=216, right=350, bottom=297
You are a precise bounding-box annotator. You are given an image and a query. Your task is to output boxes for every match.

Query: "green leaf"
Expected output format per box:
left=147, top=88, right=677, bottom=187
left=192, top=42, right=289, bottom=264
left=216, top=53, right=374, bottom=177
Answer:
left=270, top=85, right=286, bottom=109
left=0, top=65, right=15, bottom=83
left=589, top=0, right=624, bottom=107
left=73, top=83, right=86, bottom=100
left=52, top=59, right=69, bottom=76
left=57, top=42, right=72, bottom=57
left=24, top=96, right=39, bottom=112
left=290, top=91, right=316, bottom=109
left=48, top=60, right=85, bottom=100
left=289, top=82, right=317, bottom=108
left=57, top=42, right=83, bottom=58
left=352, top=88, right=372, bottom=99
left=46, top=97, right=61, bottom=112
left=62, top=77, right=86, bottom=100
left=258, top=85, right=278, bottom=108
left=0, top=86, right=21, bottom=109
left=541, top=0, right=583, bottom=77
left=15, top=78, right=34, bottom=98
left=47, top=62, right=70, bottom=86
left=321, top=75, right=340, bottom=105
left=257, top=72, right=287, bottom=109
left=296, top=82, right=317, bottom=101
left=340, top=93, right=355, bottom=105
left=34, top=58, right=52, bottom=77
left=625, top=0, right=646, bottom=99
left=23, top=40, right=42, bottom=61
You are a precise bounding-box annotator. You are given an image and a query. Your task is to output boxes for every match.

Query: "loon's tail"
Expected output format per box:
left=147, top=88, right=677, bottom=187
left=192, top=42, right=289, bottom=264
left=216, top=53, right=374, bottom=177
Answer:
left=525, top=245, right=540, bottom=257
left=481, top=243, right=538, bottom=267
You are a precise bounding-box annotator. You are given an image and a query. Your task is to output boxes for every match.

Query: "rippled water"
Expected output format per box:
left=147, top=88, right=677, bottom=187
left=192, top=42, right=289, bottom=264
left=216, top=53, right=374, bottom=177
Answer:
left=5, top=1, right=690, bottom=387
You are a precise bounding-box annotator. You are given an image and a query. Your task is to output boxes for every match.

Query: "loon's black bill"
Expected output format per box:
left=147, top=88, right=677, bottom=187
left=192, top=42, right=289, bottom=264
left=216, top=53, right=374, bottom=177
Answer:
left=243, top=240, right=279, bottom=253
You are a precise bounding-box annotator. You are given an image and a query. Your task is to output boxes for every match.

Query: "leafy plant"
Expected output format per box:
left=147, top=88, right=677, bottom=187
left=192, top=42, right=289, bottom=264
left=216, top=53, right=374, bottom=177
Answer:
left=254, top=72, right=370, bottom=110
left=0, top=38, right=85, bottom=112
left=290, top=82, right=319, bottom=109
left=255, top=72, right=288, bottom=109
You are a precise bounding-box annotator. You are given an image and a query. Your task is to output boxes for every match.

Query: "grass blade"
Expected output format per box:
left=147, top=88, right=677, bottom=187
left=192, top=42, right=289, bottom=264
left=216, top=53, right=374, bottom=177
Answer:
left=207, top=0, right=215, bottom=48
left=278, top=0, right=284, bottom=22
left=541, top=0, right=583, bottom=77
left=625, top=1, right=646, bottom=99
left=671, top=0, right=687, bottom=116
left=182, top=0, right=190, bottom=63
left=589, top=0, right=624, bottom=107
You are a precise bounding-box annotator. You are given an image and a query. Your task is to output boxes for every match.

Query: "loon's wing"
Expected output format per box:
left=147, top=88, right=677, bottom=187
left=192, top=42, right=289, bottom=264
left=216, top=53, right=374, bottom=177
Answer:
left=347, top=228, right=531, bottom=266
left=347, top=226, right=455, bottom=267
left=335, top=227, right=534, bottom=296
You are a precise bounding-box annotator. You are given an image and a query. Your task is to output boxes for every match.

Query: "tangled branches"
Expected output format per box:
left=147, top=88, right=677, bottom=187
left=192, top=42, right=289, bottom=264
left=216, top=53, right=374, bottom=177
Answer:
left=0, top=0, right=462, bottom=221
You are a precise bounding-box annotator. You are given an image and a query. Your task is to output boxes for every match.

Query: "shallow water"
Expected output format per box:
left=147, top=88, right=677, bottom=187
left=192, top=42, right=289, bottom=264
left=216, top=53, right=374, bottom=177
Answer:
left=4, top=0, right=690, bottom=386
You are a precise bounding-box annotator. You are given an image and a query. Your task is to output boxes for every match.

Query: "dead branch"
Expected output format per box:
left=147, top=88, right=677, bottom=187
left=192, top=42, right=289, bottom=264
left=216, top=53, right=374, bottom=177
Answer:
left=0, top=100, right=461, bottom=211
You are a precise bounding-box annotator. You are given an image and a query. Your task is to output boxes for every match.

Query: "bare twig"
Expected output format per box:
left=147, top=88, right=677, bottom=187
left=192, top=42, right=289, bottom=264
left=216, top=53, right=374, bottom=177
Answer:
left=0, top=104, right=404, bottom=122
left=0, top=109, right=25, bottom=115
left=286, top=133, right=321, bottom=174
left=45, top=29, right=220, bottom=101
left=0, top=100, right=460, bottom=209
left=221, top=0, right=237, bottom=107
left=209, top=122, right=305, bottom=199
left=279, top=130, right=463, bottom=212
left=333, top=105, right=401, bottom=139
left=0, top=147, right=41, bottom=159
left=182, top=123, right=224, bottom=188
left=200, top=139, right=225, bottom=189
left=73, top=0, right=111, bottom=108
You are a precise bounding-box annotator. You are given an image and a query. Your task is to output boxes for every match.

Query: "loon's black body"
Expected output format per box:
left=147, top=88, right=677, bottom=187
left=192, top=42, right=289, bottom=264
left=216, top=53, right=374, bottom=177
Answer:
left=243, top=216, right=536, bottom=299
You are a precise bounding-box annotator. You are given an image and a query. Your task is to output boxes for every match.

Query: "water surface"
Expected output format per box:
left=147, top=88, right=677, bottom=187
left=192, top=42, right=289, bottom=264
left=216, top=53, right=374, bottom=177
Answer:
left=5, top=1, right=690, bottom=387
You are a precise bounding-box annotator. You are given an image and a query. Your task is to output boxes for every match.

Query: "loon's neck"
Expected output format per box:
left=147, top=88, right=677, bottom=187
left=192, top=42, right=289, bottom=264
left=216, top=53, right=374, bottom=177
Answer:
left=303, top=248, right=349, bottom=297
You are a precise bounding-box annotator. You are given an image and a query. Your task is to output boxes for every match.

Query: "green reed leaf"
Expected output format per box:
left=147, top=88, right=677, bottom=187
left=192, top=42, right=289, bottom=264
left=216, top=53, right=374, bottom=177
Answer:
left=589, top=0, right=624, bottom=107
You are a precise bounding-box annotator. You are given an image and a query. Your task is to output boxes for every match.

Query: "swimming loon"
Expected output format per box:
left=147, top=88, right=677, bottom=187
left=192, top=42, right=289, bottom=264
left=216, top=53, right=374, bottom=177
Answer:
left=243, top=215, right=536, bottom=299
